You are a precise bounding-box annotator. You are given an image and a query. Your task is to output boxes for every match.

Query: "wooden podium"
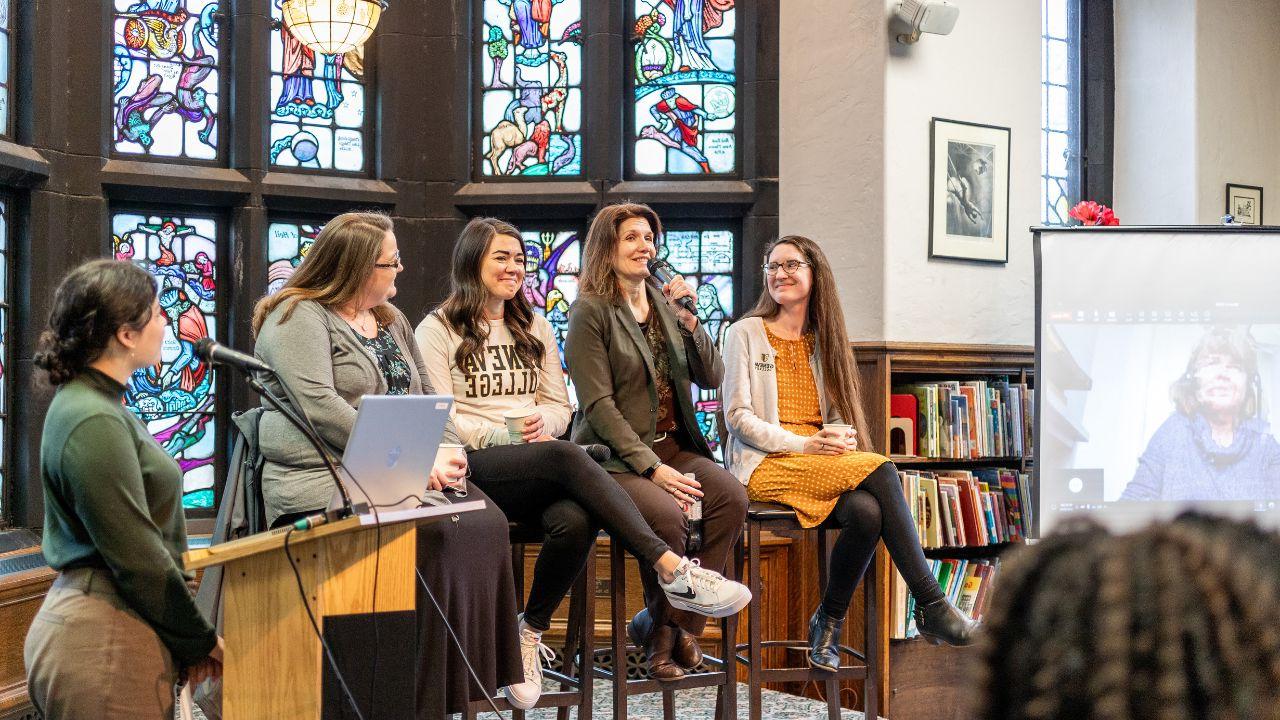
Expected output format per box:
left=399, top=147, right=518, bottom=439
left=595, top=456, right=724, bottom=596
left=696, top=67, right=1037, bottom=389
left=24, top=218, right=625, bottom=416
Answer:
left=183, top=503, right=483, bottom=719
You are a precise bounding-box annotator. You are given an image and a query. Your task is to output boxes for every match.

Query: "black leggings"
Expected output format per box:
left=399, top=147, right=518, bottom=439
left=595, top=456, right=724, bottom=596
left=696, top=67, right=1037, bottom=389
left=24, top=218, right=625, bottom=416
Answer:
left=821, top=462, right=944, bottom=618
left=467, top=440, right=671, bottom=631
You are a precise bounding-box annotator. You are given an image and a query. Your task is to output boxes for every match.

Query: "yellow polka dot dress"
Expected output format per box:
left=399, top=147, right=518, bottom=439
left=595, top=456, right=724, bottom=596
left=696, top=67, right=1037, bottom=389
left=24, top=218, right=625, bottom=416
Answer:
left=747, top=326, right=889, bottom=528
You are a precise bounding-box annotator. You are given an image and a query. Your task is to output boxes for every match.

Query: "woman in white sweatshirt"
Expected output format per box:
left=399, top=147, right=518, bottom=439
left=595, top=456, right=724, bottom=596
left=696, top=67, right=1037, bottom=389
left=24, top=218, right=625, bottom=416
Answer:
left=721, top=235, right=976, bottom=670
left=415, top=217, right=749, bottom=706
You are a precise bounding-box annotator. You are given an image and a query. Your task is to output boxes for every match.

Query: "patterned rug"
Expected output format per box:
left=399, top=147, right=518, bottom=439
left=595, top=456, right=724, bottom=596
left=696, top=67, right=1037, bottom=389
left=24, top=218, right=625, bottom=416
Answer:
left=188, top=681, right=868, bottom=719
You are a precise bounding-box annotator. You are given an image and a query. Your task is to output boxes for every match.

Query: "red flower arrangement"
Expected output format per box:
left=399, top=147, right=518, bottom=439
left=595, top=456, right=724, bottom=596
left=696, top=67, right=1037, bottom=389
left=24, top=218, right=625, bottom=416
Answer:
left=1068, top=200, right=1120, bottom=226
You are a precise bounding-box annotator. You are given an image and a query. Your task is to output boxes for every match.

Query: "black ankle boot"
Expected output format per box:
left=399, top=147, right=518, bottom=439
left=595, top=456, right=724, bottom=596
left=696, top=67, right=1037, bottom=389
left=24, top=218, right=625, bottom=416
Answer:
left=913, top=597, right=978, bottom=646
left=807, top=607, right=844, bottom=672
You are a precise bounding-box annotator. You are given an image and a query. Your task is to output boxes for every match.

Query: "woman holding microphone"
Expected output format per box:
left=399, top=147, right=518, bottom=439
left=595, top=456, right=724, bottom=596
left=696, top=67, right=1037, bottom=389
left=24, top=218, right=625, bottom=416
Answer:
left=25, top=259, right=222, bottom=719
left=566, top=203, right=751, bottom=681
left=415, top=216, right=750, bottom=704
left=722, top=235, right=975, bottom=672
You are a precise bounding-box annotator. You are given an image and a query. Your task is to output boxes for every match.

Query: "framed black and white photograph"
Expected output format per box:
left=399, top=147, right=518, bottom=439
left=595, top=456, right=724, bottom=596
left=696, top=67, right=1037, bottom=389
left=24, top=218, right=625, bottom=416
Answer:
left=929, top=118, right=1011, bottom=263
left=1226, top=183, right=1263, bottom=225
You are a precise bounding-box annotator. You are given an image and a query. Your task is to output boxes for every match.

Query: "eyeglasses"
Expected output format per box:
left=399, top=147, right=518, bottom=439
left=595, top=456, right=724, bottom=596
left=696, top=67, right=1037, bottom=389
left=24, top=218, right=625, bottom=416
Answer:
left=374, top=254, right=402, bottom=269
left=762, top=260, right=811, bottom=276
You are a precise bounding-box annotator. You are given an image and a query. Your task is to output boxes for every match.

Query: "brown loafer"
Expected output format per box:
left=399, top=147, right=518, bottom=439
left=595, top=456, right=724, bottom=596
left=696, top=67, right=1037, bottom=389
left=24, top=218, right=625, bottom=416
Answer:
left=646, top=624, right=686, bottom=681
left=673, top=628, right=703, bottom=670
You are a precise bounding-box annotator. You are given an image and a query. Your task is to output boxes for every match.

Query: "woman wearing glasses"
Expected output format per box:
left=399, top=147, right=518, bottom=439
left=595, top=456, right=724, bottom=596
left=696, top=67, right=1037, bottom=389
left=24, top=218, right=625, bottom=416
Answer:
left=721, top=235, right=976, bottom=672
left=251, top=212, right=521, bottom=717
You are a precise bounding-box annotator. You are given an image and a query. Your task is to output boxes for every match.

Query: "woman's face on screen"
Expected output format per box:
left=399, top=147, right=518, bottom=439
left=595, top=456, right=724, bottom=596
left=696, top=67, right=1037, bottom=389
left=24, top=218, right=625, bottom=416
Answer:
left=480, top=233, right=526, bottom=303
left=765, top=242, right=813, bottom=308
left=1193, top=352, right=1248, bottom=415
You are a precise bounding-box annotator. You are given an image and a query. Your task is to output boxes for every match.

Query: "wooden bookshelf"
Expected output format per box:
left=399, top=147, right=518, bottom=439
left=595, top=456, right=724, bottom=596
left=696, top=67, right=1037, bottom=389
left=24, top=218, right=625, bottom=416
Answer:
left=852, top=341, right=1034, bottom=720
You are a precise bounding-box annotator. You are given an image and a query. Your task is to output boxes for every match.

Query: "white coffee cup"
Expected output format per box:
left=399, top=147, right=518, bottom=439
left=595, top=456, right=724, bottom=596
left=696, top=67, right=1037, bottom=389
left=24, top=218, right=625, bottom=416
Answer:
left=436, top=443, right=468, bottom=495
left=503, top=408, right=535, bottom=444
left=822, top=423, right=852, bottom=437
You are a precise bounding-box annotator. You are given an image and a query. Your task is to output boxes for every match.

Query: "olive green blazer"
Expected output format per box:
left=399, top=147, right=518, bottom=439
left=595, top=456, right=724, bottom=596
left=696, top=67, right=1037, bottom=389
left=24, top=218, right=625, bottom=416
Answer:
left=565, top=283, right=724, bottom=473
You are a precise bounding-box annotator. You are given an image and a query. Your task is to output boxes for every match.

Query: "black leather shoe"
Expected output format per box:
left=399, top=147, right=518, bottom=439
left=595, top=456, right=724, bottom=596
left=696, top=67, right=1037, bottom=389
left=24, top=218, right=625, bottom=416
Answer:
left=645, top=624, right=686, bottom=681
left=913, top=597, right=978, bottom=646
left=807, top=607, right=843, bottom=672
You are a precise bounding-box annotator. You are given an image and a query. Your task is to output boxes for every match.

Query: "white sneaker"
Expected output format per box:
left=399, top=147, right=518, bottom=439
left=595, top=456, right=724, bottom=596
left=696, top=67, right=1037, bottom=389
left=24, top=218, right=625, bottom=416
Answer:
left=658, top=558, right=752, bottom=618
left=502, top=620, right=555, bottom=710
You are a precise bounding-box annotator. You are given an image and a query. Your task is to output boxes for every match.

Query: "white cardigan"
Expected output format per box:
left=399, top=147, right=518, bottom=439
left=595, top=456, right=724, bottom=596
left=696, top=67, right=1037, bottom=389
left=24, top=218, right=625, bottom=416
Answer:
left=721, top=316, right=840, bottom=485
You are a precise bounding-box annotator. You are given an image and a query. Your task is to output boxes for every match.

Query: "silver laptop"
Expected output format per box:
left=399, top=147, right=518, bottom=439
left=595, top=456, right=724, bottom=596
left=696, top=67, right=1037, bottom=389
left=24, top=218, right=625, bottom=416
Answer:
left=333, top=394, right=455, bottom=513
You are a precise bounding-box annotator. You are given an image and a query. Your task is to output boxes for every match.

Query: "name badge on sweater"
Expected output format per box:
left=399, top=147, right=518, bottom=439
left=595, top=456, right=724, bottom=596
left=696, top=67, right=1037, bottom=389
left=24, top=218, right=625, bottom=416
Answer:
left=754, top=353, right=775, bottom=372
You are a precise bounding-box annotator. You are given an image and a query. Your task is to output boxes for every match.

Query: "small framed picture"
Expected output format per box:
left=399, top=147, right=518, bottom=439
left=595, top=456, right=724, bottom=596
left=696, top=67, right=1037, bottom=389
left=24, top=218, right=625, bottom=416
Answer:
left=929, top=118, right=1011, bottom=264
left=1225, top=183, right=1263, bottom=225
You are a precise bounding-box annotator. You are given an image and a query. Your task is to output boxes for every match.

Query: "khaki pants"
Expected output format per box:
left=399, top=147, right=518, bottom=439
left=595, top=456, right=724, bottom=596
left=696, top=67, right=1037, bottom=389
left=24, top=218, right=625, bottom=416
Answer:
left=24, top=567, right=178, bottom=720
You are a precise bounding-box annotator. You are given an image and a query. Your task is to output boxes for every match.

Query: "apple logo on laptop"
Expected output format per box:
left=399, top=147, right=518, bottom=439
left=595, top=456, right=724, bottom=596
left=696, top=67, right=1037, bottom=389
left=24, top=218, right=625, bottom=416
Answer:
left=386, top=445, right=402, bottom=468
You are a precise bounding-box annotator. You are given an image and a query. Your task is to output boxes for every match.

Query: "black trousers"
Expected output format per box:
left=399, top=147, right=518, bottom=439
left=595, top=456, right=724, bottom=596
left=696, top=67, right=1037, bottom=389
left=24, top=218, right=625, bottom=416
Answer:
left=467, top=440, right=672, bottom=631
left=821, top=461, right=945, bottom=618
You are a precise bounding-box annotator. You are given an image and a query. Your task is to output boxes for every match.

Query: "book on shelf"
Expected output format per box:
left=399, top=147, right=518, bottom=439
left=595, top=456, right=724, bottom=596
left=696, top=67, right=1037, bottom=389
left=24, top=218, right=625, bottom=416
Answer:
left=898, top=468, right=1033, bottom=548
left=892, top=378, right=1034, bottom=460
left=891, top=558, right=1001, bottom=640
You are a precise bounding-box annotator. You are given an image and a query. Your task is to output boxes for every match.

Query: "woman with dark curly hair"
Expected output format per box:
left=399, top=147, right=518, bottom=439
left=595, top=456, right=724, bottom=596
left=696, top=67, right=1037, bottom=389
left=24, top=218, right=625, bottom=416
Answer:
left=24, top=259, right=223, bottom=720
left=976, top=513, right=1280, bottom=720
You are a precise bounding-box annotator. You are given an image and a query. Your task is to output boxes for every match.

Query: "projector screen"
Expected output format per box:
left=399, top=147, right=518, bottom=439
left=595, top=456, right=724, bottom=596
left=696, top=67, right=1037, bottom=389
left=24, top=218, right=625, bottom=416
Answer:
left=1036, top=227, right=1280, bottom=536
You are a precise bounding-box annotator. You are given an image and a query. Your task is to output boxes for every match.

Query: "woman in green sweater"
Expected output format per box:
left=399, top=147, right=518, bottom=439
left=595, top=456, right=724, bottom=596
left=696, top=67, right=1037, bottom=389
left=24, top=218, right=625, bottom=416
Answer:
left=25, top=259, right=223, bottom=720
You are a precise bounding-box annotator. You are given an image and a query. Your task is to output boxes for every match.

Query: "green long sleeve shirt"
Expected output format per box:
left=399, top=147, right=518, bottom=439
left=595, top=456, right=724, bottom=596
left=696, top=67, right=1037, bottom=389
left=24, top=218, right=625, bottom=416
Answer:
left=39, top=368, right=216, bottom=665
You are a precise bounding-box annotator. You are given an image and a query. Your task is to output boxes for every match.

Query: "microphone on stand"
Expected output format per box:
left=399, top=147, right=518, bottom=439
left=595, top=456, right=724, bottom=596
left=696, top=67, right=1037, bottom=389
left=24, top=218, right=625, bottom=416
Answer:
left=194, top=337, right=359, bottom=519
left=194, top=338, right=273, bottom=374
left=648, top=258, right=697, bottom=314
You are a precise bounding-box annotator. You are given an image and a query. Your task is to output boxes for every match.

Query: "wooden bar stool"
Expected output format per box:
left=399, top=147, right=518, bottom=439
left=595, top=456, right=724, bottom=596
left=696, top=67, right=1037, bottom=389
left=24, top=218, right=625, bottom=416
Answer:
left=739, top=501, right=881, bottom=720
left=593, top=535, right=739, bottom=720
left=463, top=523, right=595, bottom=720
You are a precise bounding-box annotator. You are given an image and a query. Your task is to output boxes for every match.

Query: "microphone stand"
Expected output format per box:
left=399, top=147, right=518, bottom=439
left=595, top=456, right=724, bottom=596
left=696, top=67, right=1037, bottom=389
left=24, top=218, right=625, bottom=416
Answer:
left=237, top=368, right=363, bottom=520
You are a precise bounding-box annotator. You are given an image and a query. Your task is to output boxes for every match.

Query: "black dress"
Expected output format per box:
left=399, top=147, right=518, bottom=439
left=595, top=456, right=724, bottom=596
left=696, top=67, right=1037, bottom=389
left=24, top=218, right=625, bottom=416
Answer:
left=358, top=326, right=521, bottom=715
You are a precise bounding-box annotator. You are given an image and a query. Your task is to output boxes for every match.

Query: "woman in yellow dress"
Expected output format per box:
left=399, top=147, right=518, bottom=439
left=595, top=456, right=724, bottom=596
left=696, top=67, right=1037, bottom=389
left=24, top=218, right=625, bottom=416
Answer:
left=721, top=235, right=976, bottom=671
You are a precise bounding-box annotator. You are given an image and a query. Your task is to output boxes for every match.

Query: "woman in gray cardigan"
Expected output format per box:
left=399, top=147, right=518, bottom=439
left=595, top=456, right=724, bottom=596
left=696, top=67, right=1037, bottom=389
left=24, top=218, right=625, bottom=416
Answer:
left=566, top=203, right=751, bottom=681
left=251, top=212, right=520, bottom=718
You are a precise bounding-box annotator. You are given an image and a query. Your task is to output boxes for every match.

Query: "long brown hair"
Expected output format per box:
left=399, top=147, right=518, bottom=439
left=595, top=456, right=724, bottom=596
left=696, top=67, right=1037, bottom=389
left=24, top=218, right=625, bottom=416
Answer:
left=434, top=217, right=544, bottom=371
left=251, top=212, right=395, bottom=335
left=579, top=203, right=664, bottom=305
left=745, top=235, right=871, bottom=444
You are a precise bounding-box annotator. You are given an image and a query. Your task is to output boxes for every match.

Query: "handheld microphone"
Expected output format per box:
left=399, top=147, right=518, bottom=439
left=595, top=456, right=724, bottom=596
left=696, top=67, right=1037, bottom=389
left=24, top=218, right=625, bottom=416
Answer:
left=195, top=337, right=273, bottom=375
left=580, top=443, right=612, bottom=464
left=648, top=258, right=696, bottom=314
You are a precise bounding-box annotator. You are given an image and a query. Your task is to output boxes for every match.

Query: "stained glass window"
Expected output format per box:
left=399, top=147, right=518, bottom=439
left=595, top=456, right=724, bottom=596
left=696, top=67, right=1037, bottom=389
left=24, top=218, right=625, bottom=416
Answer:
left=520, top=225, right=736, bottom=459
left=266, top=220, right=324, bottom=294
left=112, top=0, right=222, bottom=160
left=0, top=200, right=8, bottom=517
left=631, top=0, right=737, bottom=175
left=1042, top=0, right=1075, bottom=224
left=269, top=0, right=369, bottom=171
left=112, top=212, right=219, bottom=510
left=478, top=0, right=583, bottom=177
left=0, top=0, right=12, bottom=137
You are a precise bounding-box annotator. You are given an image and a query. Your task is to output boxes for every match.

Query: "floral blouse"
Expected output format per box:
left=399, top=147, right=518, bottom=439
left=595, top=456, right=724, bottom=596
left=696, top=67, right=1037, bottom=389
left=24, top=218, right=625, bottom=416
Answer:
left=356, top=325, right=411, bottom=395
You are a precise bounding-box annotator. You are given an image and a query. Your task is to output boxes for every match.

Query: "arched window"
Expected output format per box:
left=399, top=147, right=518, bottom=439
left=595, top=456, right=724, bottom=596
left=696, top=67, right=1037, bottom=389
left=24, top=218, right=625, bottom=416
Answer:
left=268, top=0, right=370, bottom=172
left=477, top=0, right=583, bottom=177
left=630, top=0, right=738, bottom=175
left=111, top=0, right=223, bottom=161
left=112, top=210, right=221, bottom=510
